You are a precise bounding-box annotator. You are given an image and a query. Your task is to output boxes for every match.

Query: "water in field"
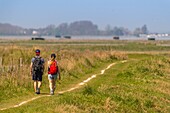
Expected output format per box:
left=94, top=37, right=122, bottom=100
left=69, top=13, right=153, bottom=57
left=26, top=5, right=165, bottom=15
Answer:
left=0, top=35, right=170, bottom=40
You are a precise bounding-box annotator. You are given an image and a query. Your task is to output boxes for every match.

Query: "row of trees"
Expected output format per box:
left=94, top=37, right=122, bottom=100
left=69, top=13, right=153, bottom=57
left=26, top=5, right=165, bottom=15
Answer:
left=0, top=21, right=148, bottom=36
left=56, top=21, right=98, bottom=35
left=0, top=23, right=24, bottom=35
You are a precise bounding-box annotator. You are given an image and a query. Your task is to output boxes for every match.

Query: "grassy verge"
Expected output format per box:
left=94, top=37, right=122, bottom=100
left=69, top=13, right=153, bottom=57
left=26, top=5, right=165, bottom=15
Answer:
left=0, top=45, right=127, bottom=110
left=1, top=39, right=170, bottom=112
left=3, top=54, right=170, bottom=113
left=54, top=55, right=169, bottom=113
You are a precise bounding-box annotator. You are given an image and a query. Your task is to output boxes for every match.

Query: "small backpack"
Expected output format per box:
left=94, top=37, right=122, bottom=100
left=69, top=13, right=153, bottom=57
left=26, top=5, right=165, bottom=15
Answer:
left=49, top=60, right=58, bottom=75
left=32, top=57, right=43, bottom=72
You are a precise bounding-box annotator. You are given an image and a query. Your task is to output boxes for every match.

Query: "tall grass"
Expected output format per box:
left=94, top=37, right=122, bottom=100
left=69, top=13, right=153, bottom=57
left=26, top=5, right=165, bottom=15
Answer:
left=1, top=40, right=170, bottom=112
left=44, top=55, right=169, bottom=113
left=0, top=44, right=128, bottom=103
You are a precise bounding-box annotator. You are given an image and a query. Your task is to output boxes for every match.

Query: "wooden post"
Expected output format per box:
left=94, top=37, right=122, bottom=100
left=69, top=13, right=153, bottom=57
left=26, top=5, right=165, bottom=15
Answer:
left=0, top=57, right=2, bottom=67
left=20, top=58, right=23, bottom=67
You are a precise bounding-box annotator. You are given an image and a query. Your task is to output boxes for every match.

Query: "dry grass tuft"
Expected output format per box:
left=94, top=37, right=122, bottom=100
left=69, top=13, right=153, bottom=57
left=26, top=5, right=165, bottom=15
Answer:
left=54, top=104, right=83, bottom=113
left=0, top=45, right=128, bottom=91
left=103, top=97, right=116, bottom=111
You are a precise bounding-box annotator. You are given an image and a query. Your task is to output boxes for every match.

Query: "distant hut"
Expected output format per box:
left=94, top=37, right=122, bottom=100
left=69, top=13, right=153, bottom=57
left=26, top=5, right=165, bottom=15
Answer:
left=113, top=36, right=119, bottom=40
left=148, top=38, right=155, bottom=41
left=31, top=36, right=45, bottom=40
left=55, top=35, right=61, bottom=38
left=64, top=36, right=71, bottom=39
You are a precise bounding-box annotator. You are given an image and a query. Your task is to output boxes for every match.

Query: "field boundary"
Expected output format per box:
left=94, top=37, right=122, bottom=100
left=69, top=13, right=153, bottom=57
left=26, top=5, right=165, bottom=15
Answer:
left=0, top=60, right=127, bottom=111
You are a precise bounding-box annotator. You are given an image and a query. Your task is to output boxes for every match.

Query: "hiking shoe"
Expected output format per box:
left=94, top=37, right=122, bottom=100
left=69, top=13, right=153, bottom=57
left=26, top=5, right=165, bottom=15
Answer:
left=37, top=88, right=40, bottom=94
left=50, top=91, right=54, bottom=95
left=50, top=89, right=54, bottom=95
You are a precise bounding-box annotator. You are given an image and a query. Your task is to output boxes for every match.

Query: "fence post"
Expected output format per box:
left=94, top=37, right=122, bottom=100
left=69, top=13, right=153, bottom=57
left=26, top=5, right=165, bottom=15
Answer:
left=20, top=58, right=23, bottom=67
left=0, top=57, right=2, bottom=67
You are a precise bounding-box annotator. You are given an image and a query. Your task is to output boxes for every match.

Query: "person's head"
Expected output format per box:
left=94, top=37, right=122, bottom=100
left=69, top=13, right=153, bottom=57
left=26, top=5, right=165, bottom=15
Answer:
left=51, top=53, right=56, bottom=60
left=35, top=49, right=40, bottom=56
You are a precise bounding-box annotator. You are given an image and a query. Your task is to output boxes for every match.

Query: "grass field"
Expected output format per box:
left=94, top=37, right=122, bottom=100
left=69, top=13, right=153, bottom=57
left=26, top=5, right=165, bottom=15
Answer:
left=0, top=39, right=170, bottom=112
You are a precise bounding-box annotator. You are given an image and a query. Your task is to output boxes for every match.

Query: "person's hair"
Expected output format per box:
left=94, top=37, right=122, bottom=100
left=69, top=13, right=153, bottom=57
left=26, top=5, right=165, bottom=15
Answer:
left=35, top=49, right=40, bottom=56
left=51, top=53, right=56, bottom=59
left=35, top=49, right=40, bottom=53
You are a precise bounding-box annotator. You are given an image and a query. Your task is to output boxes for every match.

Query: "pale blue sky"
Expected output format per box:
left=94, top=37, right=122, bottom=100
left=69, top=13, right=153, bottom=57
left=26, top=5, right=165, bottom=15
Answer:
left=0, top=0, right=170, bottom=32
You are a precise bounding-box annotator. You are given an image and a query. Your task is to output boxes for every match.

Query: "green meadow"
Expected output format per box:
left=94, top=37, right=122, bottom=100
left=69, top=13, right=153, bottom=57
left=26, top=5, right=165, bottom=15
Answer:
left=0, top=39, right=170, bottom=113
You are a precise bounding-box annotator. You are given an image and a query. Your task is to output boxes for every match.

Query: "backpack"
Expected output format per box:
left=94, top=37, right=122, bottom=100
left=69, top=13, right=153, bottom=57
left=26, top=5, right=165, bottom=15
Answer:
left=49, top=60, right=58, bottom=75
left=32, top=57, right=43, bottom=72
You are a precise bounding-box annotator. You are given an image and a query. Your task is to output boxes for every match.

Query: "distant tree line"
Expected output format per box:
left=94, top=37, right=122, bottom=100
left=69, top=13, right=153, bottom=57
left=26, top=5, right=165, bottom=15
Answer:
left=0, top=23, right=24, bottom=35
left=0, top=21, right=148, bottom=36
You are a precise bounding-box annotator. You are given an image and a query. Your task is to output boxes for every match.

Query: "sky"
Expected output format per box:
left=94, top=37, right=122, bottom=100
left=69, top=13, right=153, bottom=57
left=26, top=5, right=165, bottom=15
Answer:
left=0, top=0, right=170, bottom=33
